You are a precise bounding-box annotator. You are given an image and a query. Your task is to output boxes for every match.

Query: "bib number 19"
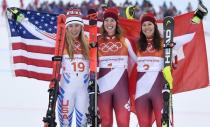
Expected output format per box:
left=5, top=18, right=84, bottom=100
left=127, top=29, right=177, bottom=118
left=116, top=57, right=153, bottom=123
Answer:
left=71, top=62, right=85, bottom=72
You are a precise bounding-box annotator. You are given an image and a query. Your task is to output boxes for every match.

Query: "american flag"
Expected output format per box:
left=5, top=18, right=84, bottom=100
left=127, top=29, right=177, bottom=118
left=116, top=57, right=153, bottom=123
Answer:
left=7, top=8, right=102, bottom=81
left=8, top=9, right=57, bottom=81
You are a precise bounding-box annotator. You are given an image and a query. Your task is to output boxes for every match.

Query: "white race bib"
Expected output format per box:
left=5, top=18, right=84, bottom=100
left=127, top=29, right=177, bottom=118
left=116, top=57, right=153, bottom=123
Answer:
left=137, top=56, right=163, bottom=72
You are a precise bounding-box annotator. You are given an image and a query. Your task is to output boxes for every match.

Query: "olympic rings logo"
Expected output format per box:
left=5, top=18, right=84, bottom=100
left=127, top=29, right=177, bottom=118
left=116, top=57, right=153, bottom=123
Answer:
left=73, top=41, right=82, bottom=51
left=146, top=43, right=155, bottom=53
left=99, top=42, right=122, bottom=52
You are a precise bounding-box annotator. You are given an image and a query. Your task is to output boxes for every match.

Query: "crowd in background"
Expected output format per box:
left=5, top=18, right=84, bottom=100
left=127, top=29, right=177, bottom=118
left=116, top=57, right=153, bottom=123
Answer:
left=1, top=0, right=194, bottom=20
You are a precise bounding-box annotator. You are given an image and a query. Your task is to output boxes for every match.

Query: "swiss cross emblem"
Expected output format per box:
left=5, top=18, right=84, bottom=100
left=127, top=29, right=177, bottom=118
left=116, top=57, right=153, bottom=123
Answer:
left=172, top=32, right=195, bottom=68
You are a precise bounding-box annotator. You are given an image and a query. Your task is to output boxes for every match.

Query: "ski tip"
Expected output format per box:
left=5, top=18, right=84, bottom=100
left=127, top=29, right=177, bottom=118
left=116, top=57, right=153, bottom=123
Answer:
left=88, top=9, right=96, bottom=15
left=87, top=9, right=97, bottom=25
left=87, top=9, right=97, bottom=19
left=164, top=16, right=174, bottom=20
left=163, top=16, right=174, bottom=27
left=57, top=14, right=66, bottom=24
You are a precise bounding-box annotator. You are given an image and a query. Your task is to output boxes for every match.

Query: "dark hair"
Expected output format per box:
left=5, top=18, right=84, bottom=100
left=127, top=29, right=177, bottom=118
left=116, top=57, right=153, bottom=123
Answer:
left=137, top=23, right=162, bottom=52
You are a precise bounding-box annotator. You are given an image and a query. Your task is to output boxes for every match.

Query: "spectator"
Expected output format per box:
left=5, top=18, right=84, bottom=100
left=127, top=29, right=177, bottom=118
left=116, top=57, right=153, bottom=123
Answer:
left=80, top=1, right=88, bottom=16
left=20, top=0, right=24, bottom=9
left=156, top=6, right=164, bottom=19
left=141, top=0, right=156, bottom=15
left=98, top=0, right=106, bottom=4
left=163, top=1, right=177, bottom=17
left=26, top=3, right=36, bottom=11
left=22, top=0, right=188, bottom=20
left=123, top=0, right=132, bottom=7
left=186, top=2, right=193, bottom=12
left=34, top=0, right=39, bottom=8
left=107, top=0, right=116, bottom=7
left=2, top=0, right=7, bottom=15
left=39, top=1, right=50, bottom=13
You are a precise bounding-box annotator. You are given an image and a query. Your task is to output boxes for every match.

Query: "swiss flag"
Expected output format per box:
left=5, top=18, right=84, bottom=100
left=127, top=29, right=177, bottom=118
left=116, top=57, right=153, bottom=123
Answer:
left=172, top=12, right=209, bottom=93
left=118, top=12, right=209, bottom=112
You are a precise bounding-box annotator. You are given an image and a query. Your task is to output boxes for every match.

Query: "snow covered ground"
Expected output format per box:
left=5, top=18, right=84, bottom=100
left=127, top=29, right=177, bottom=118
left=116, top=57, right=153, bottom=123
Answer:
left=0, top=12, right=210, bottom=127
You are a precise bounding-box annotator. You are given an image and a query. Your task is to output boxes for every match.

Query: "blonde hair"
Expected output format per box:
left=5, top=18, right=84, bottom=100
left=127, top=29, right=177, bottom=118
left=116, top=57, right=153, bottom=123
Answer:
left=65, top=28, right=89, bottom=59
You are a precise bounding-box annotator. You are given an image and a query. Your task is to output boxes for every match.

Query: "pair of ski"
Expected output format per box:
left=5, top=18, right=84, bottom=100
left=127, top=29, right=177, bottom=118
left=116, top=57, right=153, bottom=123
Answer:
left=85, top=9, right=101, bottom=127
left=162, top=16, right=174, bottom=127
left=43, top=10, right=100, bottom=127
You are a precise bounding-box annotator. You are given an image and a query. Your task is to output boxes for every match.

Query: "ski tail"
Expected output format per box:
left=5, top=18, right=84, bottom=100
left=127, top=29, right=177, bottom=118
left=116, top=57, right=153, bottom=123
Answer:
left=161, top=16, right=174, bottom=127
left=43, top=14, right=66, bottom=127
left=86, top=9, right=101, bottom=127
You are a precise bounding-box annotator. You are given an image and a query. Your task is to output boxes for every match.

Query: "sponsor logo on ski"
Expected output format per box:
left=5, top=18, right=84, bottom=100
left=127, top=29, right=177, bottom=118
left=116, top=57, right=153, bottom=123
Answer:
left=165, top=28, right=172, bottom=64
left=166, top=20, right=171, bottom=26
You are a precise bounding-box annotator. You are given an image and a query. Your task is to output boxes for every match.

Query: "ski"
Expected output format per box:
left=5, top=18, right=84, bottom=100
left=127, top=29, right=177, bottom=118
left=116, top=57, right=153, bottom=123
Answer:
left=86, top=9, right=101, bottom=127
left=161, top=16, right=174, bottom=127
left=43, top=14, right=66, bottom=127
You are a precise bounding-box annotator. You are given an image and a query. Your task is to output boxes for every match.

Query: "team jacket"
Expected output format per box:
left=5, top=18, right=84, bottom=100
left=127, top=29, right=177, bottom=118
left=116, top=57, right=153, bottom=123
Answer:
left=136, top=40, right=164, bottom=72
left=97, top=35, right=136, bottom=69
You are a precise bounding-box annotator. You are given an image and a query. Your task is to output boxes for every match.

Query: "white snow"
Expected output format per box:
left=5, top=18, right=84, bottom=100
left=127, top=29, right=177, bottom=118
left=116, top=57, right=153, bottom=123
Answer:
left=0, top=10, right=210, bottom=127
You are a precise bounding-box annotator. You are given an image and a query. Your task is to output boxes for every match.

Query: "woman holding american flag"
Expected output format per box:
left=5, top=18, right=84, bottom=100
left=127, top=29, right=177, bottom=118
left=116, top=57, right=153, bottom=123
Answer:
left=7, top=7, right=90, bottom=127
